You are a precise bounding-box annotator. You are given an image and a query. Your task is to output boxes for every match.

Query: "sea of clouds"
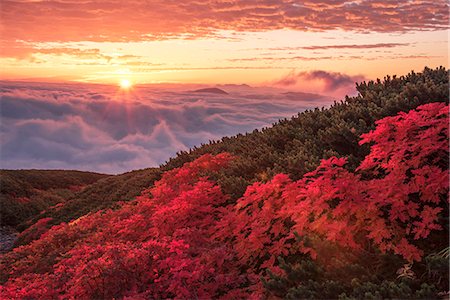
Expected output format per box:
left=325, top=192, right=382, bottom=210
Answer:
left=0, top=81, right=335, bottom=174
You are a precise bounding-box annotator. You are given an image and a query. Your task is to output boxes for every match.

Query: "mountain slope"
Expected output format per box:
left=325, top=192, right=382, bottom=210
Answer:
left=0, top=170, right=108, bottom=227
left=18, top=168, right=161, bottom=232
left=5, top=66, right=450, bottom=244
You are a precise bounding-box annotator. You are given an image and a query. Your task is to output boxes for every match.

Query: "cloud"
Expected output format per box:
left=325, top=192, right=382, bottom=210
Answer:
left=227, top=56, right=334, bottom=62
left=227, top=55, right=371, bottom=62
left=0, top=1, right=448, bottom=44
left=299, top=43, right=411, bottom=50
left=246, top=43, right=411, bottom=52
left=0, top=42, right=148, bottom=64
left=0, top=81, right=332, bottom=174
left=274, top=70, right=365, bottom=98
left=226, top=51, right=441, bottom=63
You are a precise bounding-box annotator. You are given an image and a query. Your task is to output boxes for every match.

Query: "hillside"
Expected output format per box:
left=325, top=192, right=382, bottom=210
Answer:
left=0, top=170, right=108, bottom=227
left=16, top=168, right=161, bottom=237
left=0, top=67, right=448, bottom=299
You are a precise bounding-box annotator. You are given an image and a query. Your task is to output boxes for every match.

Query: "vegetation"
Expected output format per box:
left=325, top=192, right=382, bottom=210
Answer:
left=163, top=67, right=448, bottom=181
left=0, top=67, right=448, bottom=299
left=0, top=102, right=448, bottom=298
left=0, top=170, right=107, bottom=227
left=14, top=167, right=161, bottom=246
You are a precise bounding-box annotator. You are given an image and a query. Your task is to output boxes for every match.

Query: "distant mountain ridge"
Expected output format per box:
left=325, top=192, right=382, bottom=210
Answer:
left=191, top=87, right=229, bottom=94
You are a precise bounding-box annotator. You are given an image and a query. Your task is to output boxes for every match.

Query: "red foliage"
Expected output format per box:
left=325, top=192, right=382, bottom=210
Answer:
left=1, top=103, right=448, bottom=298
left=1, top=153, right=252, bottom=299
left=14, top=217, right=54, bottom=246
left=218, top=173, right=295, bottom=273
left=357, top=102, right=449, bottom=260
left=220, top=103, right=448, bottom=270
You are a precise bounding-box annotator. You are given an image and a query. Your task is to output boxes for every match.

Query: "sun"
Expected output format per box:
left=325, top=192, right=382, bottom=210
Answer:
left=119, top=79, right=132, bottom=89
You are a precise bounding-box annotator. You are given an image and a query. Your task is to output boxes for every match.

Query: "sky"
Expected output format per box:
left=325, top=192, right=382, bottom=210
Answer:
left=0, top=0, right=448, bottom=173
left=0, top=0, right=448, bottom=86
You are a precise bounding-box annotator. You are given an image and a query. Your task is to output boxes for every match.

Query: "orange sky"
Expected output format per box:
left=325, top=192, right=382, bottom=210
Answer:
left=0, top=0, right=448, bottom=88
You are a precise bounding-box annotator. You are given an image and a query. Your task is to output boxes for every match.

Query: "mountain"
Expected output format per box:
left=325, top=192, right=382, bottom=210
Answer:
left=191, top=87, right=229, bottom=94
left=0, top=67, right=448, bottom=299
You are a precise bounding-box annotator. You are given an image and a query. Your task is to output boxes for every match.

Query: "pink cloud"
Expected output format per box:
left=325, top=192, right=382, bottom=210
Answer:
left=0, top=1, right=448, bottom=44
left=274, top=70, right=365, bottom=98
left=246, top=43, right=411, bottom=52
left=301, top=43, right=411, bottom=50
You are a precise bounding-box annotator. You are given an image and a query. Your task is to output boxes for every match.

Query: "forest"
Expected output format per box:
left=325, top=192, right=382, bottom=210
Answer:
left=0, top=67, right=448, bottom=299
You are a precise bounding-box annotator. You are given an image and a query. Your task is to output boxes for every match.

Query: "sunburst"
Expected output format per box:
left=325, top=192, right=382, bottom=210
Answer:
left=119, top=79, right=132, bottom=89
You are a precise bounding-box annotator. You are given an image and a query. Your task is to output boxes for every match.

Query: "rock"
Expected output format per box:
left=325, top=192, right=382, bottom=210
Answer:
left=0, top=226, right=18, bottom=253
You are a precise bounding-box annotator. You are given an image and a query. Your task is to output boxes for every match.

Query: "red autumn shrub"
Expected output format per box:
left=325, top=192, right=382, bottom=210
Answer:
left=1, top=153, right=252, bottom=299
left=219, top=103, right=448, bottom=272
left=13, top=217, right=54, bottom=247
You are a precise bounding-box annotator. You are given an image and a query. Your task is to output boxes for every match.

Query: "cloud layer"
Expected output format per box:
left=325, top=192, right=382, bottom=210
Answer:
left=1, top=0, right=448, bottom=43
left=0, top=81, right=331, bottom=174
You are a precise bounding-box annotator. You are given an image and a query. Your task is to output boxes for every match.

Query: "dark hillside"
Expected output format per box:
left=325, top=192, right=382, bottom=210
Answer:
left=0, top=170, right=108, bottom=227
left=19, top=167, right=161, bottom=232
left=0, top=170, right=107, bottom=194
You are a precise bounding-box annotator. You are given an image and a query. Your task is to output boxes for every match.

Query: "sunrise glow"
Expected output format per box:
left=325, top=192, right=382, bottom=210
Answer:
left=0, top=1, right=447, bottom=88
left=119, top=79, right=132, bottom=90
